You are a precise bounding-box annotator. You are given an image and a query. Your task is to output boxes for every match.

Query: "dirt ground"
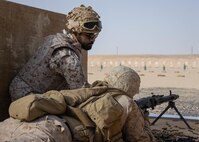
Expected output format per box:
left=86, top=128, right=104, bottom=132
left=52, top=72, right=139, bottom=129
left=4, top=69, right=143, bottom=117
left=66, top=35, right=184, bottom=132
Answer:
left=149, top=118, right=199, bottom=141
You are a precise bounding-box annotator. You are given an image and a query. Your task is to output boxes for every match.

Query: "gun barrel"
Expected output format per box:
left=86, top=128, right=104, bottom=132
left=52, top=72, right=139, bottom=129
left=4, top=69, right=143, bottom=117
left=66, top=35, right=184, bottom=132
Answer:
left=157, top=94, right=179, bottom=105
left=135, top=93, right=179, bottom=110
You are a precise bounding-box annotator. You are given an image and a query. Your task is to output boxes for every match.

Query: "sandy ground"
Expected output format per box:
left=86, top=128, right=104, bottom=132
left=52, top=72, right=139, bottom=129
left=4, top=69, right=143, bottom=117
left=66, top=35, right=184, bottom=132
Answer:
left=88, top=57, right=199, bottom=141
left=88, top=66, right=199, bottom=89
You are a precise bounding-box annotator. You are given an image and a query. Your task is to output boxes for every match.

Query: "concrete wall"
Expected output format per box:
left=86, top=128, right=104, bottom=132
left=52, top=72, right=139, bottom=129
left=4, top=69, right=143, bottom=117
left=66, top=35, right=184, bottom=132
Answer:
left=0, top=1, right=87, bottom=121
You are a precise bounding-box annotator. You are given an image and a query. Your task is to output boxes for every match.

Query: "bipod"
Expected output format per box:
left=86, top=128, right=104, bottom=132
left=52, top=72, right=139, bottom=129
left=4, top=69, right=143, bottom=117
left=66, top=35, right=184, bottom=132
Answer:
left=151, top=100, right=193, bottom=129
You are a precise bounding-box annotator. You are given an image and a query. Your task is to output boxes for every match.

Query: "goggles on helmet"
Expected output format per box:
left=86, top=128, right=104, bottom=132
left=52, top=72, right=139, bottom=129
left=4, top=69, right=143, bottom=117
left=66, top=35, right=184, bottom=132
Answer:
left=82, top=21, right=102, bottom=31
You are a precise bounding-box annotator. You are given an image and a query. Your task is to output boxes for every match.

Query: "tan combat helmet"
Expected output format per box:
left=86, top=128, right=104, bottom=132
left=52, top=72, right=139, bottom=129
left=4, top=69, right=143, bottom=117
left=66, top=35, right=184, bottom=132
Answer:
left=66, top=4, right=102, bottom=33
left=104, top=65, right=141, bottom=98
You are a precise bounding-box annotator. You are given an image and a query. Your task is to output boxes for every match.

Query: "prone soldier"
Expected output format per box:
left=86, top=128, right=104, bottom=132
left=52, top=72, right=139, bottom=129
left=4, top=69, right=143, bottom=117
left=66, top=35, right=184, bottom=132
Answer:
left=1, top=65, right=157, bottom=142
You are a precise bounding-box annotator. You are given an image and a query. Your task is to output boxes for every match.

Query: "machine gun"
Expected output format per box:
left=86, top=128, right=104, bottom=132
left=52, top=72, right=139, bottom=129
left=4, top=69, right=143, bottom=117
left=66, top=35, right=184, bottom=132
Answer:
left=135, top=90, right=192, bottom=129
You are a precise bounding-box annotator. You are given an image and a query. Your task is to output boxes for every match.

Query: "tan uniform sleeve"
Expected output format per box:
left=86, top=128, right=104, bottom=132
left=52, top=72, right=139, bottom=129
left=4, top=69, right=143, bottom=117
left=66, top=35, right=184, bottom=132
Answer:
left=9, top=91, right=67, bottom=121
left=123, top=102, right=156, bottom=142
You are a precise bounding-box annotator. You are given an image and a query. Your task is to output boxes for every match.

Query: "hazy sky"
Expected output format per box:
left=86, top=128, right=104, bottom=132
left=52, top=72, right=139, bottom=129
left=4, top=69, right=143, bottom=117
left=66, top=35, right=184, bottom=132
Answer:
left=8, top=0, right=199, bottom=55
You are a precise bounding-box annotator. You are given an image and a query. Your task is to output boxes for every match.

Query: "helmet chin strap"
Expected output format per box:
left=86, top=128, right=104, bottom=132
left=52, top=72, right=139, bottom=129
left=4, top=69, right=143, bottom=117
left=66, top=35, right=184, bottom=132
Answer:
left=81, top=44, right=92, bottom=51
left=71, top=32, right=79, bottom=42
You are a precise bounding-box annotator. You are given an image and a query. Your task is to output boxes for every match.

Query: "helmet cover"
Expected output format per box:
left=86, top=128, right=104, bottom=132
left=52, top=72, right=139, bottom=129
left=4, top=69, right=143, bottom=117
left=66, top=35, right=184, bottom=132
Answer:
left=66, top=4, right=102, bottom=33
left=104, top=66, right=141, bottom=98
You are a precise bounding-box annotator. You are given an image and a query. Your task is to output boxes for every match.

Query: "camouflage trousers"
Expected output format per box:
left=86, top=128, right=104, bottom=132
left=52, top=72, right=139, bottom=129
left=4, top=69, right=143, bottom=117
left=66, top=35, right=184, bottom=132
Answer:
left=0, top=115, right=72, bottom=142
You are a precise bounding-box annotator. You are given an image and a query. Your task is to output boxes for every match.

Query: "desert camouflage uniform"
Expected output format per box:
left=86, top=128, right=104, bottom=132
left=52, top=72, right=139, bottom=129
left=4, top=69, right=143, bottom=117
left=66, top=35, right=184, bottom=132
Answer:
left=123, top=103, right=156, bottom=142
left=2, top=4, right=100, bottom=142
left=9, top=31, right=85, bottom=101
left=2, top=66, right=155, bottom=142
left=0, top=115, right=72, bottom=142
left=104, top=66, right=156, bottom=142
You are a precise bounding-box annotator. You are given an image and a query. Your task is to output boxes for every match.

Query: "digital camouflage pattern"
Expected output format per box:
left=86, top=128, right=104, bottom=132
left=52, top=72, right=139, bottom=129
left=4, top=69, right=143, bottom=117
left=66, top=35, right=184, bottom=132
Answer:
left=0, top=115, right=72, bottom=142
left=2, top=4, right=102, bottom=142
left=1, top=66, right=155, bottom=142
left=9, top=31, right=85, bottom=101
left=104, top=65, right=141, bottom=98
left=66, top=4, right=101, bottom=33
left=105, top=66, right=156, bottom=142
left=123, top=103, right=156, bottom=142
